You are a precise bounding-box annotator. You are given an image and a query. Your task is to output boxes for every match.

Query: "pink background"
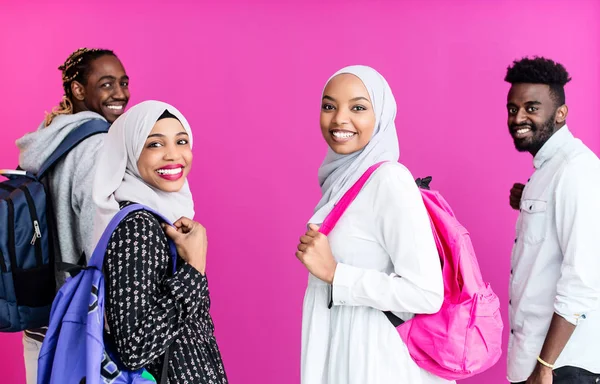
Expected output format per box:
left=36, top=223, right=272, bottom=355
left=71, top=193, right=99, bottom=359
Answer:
left=1, top=0, right=599, bottom=383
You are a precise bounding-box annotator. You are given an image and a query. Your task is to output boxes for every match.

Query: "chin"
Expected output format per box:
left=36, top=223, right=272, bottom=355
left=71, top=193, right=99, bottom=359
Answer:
left=513, top=139, right=532, bottom=153
left=152, top=181, right=185, bottom=193
left=163, top=184, right=185, bottom=193
left=329, top=144, right=362, bottom=155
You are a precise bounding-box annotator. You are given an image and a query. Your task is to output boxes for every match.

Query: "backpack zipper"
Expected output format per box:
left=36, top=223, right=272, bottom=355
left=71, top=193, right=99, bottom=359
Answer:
left=18, top=186, right=43, bottom=267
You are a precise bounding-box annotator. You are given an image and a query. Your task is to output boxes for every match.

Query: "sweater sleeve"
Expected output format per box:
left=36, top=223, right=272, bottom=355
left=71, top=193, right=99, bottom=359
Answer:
left=104, top=211, right=209, bottom=370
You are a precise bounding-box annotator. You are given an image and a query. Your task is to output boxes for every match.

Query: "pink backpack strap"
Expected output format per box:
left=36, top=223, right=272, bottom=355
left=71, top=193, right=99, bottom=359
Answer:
left=319, top=161, right=387, bottom=236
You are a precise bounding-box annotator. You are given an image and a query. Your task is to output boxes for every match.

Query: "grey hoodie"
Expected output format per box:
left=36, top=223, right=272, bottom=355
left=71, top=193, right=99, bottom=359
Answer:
left=17, top=111, right=107, bottom=287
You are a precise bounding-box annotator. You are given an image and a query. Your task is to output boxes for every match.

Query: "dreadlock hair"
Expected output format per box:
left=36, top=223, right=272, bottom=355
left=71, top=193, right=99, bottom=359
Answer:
left=504, top=56, right=572, bottom=108
left=45, top=48, right=117, bottom=126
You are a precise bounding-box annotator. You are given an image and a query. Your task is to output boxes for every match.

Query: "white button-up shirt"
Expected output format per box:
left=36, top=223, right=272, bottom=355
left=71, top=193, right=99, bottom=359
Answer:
left=507, top=126, right=600, bottom=382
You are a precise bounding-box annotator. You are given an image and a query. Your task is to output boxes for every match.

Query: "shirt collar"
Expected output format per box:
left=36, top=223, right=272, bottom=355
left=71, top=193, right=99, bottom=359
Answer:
left=533, top=126, right=572, bottom=169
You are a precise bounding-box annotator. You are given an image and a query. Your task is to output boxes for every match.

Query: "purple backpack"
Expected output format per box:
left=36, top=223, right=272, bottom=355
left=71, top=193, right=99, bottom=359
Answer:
left=37, top=204, right=177, bottom=384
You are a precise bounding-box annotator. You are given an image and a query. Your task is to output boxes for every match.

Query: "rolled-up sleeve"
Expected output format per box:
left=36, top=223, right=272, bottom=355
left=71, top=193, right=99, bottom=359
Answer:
left=554, top=156, right=600, bottom=325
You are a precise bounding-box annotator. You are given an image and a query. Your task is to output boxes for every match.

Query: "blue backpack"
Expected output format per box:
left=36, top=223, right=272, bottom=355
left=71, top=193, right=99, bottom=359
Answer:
left=0, top=119, right=109, bottom=332
left=38, top=204, right=177, bottom=384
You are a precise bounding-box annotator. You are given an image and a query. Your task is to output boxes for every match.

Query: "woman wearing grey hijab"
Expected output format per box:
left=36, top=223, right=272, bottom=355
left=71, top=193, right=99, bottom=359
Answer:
left=92, top=100, right=227, bottom=383
left=296, top=66, right=450, bottom=383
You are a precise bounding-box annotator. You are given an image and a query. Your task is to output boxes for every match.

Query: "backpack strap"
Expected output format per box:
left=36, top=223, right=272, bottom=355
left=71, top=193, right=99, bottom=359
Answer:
left=92, top=204, right=177, bottom=382
left=319, top=161, right=387, bottom=236
left=56, top=252, right=87, bottom=278
left=318, top=161, right=408, bottom=327
left=87, top=204, right=178, bottom=274
left=37, top=119, right=110, bottom=179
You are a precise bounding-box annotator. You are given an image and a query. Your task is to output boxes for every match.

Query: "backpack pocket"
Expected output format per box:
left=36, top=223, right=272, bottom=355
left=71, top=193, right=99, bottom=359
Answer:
left=13, top=264, right=55, bottom=307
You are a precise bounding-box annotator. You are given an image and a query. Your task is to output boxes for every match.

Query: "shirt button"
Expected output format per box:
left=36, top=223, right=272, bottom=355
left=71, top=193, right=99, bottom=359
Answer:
left=511, top=269, right=513, bottom=275
left=509, top=299, right=512, bottom=305
left=511, top=329, right=514, bottom=334
left=514, top=238, right=517, bottom=243
left=340, top=300, right=345, bottom=304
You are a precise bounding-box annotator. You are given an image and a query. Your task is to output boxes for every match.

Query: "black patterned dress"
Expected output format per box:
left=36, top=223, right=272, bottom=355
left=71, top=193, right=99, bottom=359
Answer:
left=103, top=209, right=228, bottom=383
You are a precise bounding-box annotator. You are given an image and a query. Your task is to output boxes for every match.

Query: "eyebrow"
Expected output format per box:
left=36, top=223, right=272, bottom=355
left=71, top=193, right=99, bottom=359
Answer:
left=147, top=132, right=188, bottom=139
left=97, top=75, right=116, bottom=83
left=322, top=95, right=372, bottom=104
left=350, top=96, right=371, bottom=104
left=97, top=75, right=130, bottom=83
left=506, top=100, right=542, bottom=108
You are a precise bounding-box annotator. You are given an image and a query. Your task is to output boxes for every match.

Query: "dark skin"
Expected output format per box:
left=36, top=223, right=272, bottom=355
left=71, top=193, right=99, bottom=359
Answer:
left=509, top=182, right=525, bottom=210
left=507, top=83, right=568, bottom=210
left=70, top=55, right=130, bottom=123
left=507, top=83, right=573, bottom=384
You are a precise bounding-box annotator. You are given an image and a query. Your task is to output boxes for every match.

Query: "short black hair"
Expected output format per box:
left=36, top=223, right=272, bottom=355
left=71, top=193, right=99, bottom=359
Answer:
left=504, top=56, right=572, bottom=106
left=59, top=48, right=118, bottom=100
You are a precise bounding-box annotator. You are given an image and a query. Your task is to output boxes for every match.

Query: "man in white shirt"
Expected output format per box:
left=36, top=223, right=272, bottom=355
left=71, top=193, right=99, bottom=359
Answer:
left=505, top=56, right=600, bottom=384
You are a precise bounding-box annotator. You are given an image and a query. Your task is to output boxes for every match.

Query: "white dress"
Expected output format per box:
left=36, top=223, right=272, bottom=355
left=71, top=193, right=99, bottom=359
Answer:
left=301, top=162, right=454, bottom=384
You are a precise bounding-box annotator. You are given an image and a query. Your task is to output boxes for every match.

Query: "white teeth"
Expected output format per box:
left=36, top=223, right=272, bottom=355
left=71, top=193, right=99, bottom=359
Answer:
left=516, top=128, right=531, bottom=134
left=333, top=131, right=355, bottom=139
left=156, top=168, right=182, bottom=175
left=106, top=105, right=123, bottom=110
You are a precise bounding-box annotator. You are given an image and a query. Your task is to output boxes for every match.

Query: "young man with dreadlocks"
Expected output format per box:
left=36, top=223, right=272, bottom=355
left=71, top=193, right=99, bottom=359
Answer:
left=15, top=47, right=130, bottom=384
left=505, top=56, right=600, bottom=384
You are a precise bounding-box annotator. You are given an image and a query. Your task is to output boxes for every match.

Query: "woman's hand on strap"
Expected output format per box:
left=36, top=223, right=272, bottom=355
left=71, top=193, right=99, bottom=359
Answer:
left=163, top=217, right=207, bottom=274
left=296, top=224, right=337, bottom=284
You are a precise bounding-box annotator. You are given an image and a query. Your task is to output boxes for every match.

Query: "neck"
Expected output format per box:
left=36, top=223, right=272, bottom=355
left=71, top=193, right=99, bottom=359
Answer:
left=529, top=124, right=566, bottom=157
left=71, top=100, right=88, bottom=114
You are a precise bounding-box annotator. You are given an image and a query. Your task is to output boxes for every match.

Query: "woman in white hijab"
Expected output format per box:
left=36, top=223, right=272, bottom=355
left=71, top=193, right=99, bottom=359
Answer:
left=296, top=66, right=450, bottom=383
left=92, top=100, right=228, bottom=383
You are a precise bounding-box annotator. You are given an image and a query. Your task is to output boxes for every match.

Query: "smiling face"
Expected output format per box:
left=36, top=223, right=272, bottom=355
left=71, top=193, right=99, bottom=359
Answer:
left=71, top=55, right=130, bottom=123
left=137, top=117, right=193, bottom=192
left=320, top=73, right=376, bottom=155
left=506, top=83, right=567, bottom=155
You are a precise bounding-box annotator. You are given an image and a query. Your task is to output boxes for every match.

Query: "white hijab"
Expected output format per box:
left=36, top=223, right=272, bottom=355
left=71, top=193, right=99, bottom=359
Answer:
left=310, top=65, right=400, bottom=224
left=92, top=100, right=195, bottom=245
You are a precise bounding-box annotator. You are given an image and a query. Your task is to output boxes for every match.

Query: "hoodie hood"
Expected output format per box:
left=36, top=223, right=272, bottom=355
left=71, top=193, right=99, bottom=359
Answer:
left=17, top=111, right=107, bottom=173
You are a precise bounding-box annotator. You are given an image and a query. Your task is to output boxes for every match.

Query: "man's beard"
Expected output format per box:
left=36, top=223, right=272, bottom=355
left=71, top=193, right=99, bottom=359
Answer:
left=512, top=115, right=557, bottom=154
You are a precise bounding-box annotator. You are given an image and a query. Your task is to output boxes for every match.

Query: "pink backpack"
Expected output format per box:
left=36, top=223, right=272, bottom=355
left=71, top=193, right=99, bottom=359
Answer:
left=319, top=162, right=503, bottom=381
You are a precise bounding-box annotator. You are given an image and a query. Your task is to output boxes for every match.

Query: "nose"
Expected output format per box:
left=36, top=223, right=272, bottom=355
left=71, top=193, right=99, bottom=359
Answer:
left=332, top=108, right=350, bottom=126
left=515, top=108, right=529, bottom=125
left=112, top=84, right=128, bottom=101
left=163, top=144, right=182, bottom=161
